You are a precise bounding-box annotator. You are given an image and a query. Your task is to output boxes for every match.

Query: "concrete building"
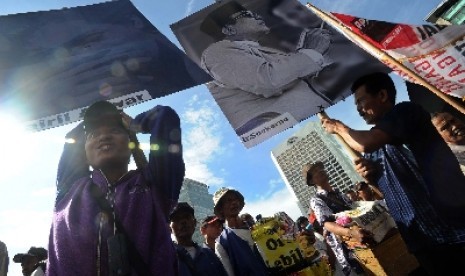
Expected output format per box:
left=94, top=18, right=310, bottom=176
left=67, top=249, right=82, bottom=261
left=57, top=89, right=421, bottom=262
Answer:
left=178, top=178, right=215, bottom=244
left=425, top=0, right=465, bottom=25
left=271, top=121, right=362, bottom=215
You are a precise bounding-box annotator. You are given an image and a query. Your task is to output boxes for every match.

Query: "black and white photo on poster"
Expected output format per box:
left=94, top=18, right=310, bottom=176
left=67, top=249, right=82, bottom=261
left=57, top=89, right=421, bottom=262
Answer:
left=171, top=0, right=390, bottom=148
left=0, top=0, right=211, bottom=131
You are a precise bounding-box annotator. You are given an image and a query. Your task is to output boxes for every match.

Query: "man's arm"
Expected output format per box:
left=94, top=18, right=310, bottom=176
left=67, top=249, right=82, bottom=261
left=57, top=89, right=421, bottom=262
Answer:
left=201, top=41, right=322, bottom=98
left=55, top=122, right=89, bottom=203
left=130, top=105, right=185, bottom=217
left=321, top=118, right=391, bottom=153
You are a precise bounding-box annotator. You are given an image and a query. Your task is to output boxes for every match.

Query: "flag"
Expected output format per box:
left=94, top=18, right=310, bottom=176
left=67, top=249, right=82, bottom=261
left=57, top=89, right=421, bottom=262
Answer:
left=331, top=12, right=465, bottom=100
left=0, top=0, right=211, bottom=131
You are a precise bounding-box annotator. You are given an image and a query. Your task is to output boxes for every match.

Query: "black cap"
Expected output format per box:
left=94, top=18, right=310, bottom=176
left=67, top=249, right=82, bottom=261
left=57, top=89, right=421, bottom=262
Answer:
left=200, top=1, right=247, bottom=40
left=13, top=247, right=47, bottom=263
left=169, top=202, right=195, bottom=221
left=83, top=101, right=124, bottom=132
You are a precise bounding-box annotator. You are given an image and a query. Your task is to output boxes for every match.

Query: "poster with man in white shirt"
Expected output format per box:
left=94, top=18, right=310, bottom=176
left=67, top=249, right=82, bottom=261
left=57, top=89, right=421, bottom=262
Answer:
left=171, top=0, right=389, bottom=148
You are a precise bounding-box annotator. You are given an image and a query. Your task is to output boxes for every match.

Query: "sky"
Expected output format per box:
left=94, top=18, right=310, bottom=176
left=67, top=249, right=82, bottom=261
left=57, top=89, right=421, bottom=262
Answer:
left=0, top=0, right=442, bottom=275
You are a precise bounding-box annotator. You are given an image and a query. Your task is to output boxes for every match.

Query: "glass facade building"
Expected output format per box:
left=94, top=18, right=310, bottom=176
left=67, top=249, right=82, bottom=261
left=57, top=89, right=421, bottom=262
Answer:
left=178, top=178, right=215, bottom=244
left=271, top=121, right=362, bottom=215
left=426, top=0, right=465, bottom=25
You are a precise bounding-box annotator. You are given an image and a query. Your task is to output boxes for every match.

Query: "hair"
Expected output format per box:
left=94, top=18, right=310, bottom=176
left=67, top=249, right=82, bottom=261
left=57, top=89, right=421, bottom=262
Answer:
left=351, top=72, right=396, bottom=105
left=296, top=216, right=308, bottom=230
left=302, top=161, right=324, bottom=186
left=355, top=181, right=368, bottom=191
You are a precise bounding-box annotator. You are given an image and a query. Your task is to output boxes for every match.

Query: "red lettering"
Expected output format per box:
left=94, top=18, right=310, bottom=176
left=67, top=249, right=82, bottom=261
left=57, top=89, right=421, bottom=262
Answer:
left=437, top=56, right=456, bottom=69
left=434, top=76, right=452, bottom=87
left=449, top=64, right=465, bottom=77
left=425, top=67, right=440, bottom=79
left=414, top=60, right=431, bottom=73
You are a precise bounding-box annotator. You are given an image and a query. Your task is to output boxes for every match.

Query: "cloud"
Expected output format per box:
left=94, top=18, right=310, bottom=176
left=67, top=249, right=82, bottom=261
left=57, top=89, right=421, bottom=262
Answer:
left=242, top=187, right=303, bottom=221
left=185, top=0, right=195, bottom=17
left=181, top=95, right=226, bottom=187
left=0, top=209, right=52, bottom=250
left=256, top=178, right=284, bottom=199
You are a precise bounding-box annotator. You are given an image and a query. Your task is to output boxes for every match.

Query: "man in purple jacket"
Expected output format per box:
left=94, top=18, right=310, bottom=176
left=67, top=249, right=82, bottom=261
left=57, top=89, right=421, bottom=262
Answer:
left=47, top=101, right=185, bottom=275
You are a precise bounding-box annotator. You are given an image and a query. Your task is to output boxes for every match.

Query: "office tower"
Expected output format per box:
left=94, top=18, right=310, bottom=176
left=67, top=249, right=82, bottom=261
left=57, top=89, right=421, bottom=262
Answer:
left=271, top=121, right=362, bottom=215
left=178, top=178, right=215, bottom=244
left=425, top=0, right=465, bottom=25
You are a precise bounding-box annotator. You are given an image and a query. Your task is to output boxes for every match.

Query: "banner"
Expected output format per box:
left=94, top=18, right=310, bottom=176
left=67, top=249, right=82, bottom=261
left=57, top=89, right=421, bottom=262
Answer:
left=251, top=212, right=331, bottom=275
left=332, top=12, right=465, bottom=100
left=0, top=0, right=211, bottom=131
left=336, top=200, right=397, bottom=243
left=171, top=0, right=389, bottom=148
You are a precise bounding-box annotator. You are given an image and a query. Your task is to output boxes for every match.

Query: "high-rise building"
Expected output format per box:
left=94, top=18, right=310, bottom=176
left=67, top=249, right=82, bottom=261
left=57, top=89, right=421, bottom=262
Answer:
left=271, top=121, right=362, bottom=215
left=178, top=178, right=215, bottom=244
left=425, top=0, right=465, bottom=25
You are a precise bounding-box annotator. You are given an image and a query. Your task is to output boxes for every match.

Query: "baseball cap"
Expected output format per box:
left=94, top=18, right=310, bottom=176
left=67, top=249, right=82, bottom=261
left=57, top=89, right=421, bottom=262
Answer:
left=83, top=101, right=125, bottom=133
left=13, top=247, right=47, bottom=263
left=201, top=215, right=224, bottom=228
left=169, top=202, right=195, bottom=221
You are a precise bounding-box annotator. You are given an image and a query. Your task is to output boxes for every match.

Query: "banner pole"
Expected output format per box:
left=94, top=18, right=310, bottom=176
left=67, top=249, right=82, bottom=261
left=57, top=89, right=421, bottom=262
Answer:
left=317, top=111, right=362, bottom=160
left=307, top=3, right=465, bottom=115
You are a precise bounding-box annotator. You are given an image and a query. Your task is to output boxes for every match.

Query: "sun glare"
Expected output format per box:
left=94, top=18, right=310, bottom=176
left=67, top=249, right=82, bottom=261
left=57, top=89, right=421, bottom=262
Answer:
left=0, top=113, right=39, bottom=177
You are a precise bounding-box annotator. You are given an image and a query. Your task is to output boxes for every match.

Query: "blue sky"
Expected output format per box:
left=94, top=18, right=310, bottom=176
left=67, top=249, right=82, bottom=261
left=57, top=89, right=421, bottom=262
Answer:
left=0, top=1, right=441, bottom=275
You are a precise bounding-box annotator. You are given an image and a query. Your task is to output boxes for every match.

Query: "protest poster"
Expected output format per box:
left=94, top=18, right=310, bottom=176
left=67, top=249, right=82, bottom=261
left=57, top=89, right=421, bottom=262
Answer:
left=171, top=0, right=389, bottom=148
left=0, top=0, right=211, bottom=131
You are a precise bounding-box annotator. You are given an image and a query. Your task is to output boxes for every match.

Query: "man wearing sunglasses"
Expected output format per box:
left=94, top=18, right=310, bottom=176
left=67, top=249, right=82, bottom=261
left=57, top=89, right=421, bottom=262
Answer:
left=200, top=1, right=333, bottom=136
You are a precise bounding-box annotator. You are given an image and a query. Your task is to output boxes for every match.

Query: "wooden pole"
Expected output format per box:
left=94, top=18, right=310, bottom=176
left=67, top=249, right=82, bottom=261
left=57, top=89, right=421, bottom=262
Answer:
left=318, top=111, right=362, bottom=160
left=307, top=3, right=465, bottom=115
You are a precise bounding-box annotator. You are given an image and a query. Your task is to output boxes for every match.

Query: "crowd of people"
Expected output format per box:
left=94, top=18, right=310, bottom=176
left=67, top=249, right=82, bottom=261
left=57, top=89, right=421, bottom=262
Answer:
left=2, top=67, right=464, bottom=276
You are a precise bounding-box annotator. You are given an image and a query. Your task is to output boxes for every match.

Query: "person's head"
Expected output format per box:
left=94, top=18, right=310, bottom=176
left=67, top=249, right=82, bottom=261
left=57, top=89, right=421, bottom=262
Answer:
left=200, top=215, right=224, bottom=241
left=169, top=202, right=197, bottom=243
left=351, top=72, right=396, bottom=125
left=83, top=101, right=131, bottom=171
left=295, top=216, right=309, bottom=231
left=13, top=247, right=47, bottom=276
left=213, top=187, right=245, bottom=219
left=268, top=0, right=321, bottom=28
left=302, top=161, right=328, bottom=187
left=200, top=1, right=270, bottom=41
left=354, top=181, right=374, bottom=201
left=345, top=189, right=358, bottom=201
left=240, top=213, right=255, bottom=226
left=431, top=112, right=465, bottom=145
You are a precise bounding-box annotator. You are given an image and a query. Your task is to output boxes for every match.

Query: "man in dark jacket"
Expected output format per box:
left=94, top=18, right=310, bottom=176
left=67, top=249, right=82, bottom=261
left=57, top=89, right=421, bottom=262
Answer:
left=170, top=202, right=227, bottom=276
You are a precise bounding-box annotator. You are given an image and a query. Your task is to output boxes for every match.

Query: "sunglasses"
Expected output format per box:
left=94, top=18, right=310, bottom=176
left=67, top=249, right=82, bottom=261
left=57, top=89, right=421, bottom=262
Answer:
left=230, top=11, right=263, bottom=22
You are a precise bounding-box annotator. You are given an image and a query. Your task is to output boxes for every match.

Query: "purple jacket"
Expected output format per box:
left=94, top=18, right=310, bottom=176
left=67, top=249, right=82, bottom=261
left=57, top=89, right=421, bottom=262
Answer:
left=47, top=105, right=185, bottom=276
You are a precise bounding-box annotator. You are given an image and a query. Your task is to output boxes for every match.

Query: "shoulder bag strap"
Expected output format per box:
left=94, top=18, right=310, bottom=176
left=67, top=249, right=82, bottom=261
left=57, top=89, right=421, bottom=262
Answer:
left=89, top=183, right=152, bottom=276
